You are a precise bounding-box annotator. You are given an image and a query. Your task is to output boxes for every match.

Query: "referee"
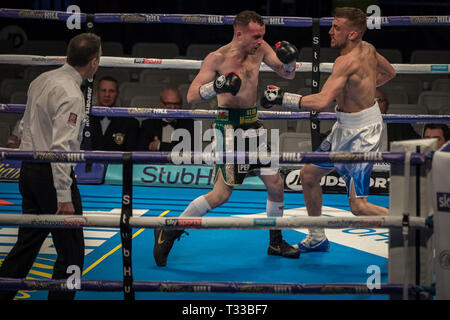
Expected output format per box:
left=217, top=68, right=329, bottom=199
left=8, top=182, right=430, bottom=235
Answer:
left=0, top=33, right=101, bottom=300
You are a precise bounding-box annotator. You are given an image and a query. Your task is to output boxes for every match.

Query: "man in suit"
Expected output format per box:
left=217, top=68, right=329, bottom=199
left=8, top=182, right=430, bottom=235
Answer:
left=85, top=76, right=139, bottom=151
left=423, top=123, right=450, bottom=149
left=138, top=86, right=194, bottom=151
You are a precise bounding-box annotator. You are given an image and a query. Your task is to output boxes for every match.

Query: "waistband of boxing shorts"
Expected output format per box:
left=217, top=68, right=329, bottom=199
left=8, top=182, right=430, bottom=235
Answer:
left=335, top=101, right=382, bottom=129
left=215, top=106, right=258, bottom=126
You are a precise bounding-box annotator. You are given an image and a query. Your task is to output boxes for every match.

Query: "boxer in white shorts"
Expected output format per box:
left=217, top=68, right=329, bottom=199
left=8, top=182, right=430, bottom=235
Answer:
left=316, top=102, right=383, bottom=198
left=261, top=7, right=396, bottom=253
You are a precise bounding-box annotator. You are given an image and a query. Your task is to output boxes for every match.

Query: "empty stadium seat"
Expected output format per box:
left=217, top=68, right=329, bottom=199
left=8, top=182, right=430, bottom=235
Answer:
left=407, top=50, right=450, bottom=90
left=185, top=44, right=222, bottom=59
left=387, top=103, right=428, bottom=115
left=0, top=40, right=14, bottom=54
left=140, top=69, right=188, bottom=87
left=18, top=40, right=67, bottom=56
left=130, top=95, right=160, bottom=108
left=378, top=49, right=403, bottom=63
left=387, top=103, right=428, bottom=136
left=0, top=122, right=10, bottom=147
left=95, top=67, right=131, bottom=85
left=380, top=77, right=423, bottom=104
left=119, top=82, right=160, bottom=106
left=410, top=50, right=450, bottom=64
left=439, top=105, right=450, bottom=115
left=279, top=132, right=312, bottom=152
left=101, top=41, right=124, bottom=56
left=299, top=48, right=402, bottom=63
left=1, top=79, right=29, bottom=102
left=0, top=65, right=23, bottom=83
left=131, top=42, right=179, bottom=58
left=432, top=79, right=450, bottom=92
left=383, top=88, right=409, bottom=104
left=418, top=91, right=450, bottom=114
left=263, top=119, right=288, bottom=137
left=23, top=66, right=56, bottom=82
left=9, top=91, right=27, bottom=104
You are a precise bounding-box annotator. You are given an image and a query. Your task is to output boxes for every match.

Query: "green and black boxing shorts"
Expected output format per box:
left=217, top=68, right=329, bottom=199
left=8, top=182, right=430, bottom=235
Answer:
left=212, top=106, right=279, bottom=186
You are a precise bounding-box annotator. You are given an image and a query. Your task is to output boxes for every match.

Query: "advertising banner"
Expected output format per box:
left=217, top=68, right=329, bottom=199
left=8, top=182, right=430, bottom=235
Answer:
left=105, top=164, right=389, bottom=194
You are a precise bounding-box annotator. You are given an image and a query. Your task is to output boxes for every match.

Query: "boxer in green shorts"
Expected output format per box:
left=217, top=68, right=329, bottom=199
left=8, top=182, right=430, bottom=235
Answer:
left=153, top=10, right=300, bottom=267
left=212, top=106, right=277, bottom=186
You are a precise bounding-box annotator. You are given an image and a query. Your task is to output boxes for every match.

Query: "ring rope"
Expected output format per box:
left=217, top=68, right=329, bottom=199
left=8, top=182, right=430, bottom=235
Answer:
left=0, top=150, right=428, bottom=165
left=1, top=8, right=450, bottom=27
left=0, top=214, right=429, bottom=230
left=0, top=277, right=434, bottom=295
left=1, top=54, right=449, bottom=75
left=1, top=104, right=450, bottom=123
left=0, top=7, right=441, bottom=301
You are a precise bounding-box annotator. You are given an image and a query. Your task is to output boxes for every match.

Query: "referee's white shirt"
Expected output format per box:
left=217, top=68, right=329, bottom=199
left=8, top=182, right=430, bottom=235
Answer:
left=20, top=63, right=85, bottom=203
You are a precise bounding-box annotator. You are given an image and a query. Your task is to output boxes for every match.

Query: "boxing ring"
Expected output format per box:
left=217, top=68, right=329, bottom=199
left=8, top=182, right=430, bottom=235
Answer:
left=1, top=8, right=450, bottom=304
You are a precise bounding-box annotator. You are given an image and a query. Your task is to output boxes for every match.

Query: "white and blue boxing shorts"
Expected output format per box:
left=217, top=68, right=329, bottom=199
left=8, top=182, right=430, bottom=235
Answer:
left=315, top=102, right=383, bottom=198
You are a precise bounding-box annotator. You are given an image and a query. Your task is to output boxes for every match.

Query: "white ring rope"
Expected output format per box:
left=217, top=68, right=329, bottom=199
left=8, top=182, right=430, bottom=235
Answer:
left=0, top=54, right=449, bottom=74
left=0, top=213, right=428, bottom=229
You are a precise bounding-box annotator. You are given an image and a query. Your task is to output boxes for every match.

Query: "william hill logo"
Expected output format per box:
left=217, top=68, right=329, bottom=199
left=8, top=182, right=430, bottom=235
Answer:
left=437, top=192, right=450, bottom=212
left=0, top=163, right=20, bottom=180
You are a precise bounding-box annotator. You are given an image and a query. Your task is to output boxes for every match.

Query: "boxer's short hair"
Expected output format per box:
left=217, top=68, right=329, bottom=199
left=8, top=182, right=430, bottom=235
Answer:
left=333, top=7, right=367, bottom=35
left=233, top=10, right=264, bottom=29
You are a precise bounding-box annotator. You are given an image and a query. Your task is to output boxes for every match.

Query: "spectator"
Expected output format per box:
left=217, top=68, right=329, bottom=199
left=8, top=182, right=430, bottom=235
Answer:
left=83, top=76, right=139, bottom=151
left=423, top=123, right=450, bottom=149
left=6, top=119, right=22, bottom=149
left=138, top=86, right=194, bottom=152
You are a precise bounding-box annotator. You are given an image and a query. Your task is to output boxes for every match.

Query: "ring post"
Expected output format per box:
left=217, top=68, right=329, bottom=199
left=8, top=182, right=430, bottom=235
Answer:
left=402, top=213, right=410, bottom=300
left=388, top=139, right=435, bottom=300
left=310, top=17, right=321, bottom=150
left=432, top=142, right=450, bottom=299
left=120, top=152, right=135, bottom=300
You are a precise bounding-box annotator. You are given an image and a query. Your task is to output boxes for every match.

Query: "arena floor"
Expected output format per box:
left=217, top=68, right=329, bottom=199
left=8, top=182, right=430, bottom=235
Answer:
left=0, top=182, right=389, bottom=300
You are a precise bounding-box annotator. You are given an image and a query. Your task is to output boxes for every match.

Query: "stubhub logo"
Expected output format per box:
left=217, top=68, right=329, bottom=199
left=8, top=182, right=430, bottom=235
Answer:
left=437, top=192, right=450, bottom=212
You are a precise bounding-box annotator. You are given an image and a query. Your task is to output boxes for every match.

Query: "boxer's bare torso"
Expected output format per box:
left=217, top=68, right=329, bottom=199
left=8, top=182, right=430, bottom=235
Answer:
left=187, top=21, right=294, bottom=109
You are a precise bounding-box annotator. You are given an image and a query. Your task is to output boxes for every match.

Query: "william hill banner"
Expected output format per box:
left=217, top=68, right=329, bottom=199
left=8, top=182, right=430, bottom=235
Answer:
left=0, top=161, right=21, bottom=182
left=0, top=161, right=106, bottom=184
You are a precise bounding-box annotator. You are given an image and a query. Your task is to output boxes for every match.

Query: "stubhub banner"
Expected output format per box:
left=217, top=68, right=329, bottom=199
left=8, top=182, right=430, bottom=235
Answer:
left=104, top=164, right=267, bottom=190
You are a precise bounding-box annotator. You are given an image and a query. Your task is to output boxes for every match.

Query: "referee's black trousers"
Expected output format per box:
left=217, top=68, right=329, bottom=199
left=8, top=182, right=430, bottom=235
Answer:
left=0, top=162, right=85, bottom=300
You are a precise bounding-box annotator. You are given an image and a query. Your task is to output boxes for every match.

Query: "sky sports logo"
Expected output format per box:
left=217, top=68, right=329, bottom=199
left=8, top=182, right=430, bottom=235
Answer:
left=437, top=192, right=450, bottom=212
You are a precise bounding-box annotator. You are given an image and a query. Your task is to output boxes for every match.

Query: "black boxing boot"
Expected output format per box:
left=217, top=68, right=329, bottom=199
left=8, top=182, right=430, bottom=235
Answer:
left=153, top=228, right=187, bottom=267
left=267, top=229, right=300, bottom=259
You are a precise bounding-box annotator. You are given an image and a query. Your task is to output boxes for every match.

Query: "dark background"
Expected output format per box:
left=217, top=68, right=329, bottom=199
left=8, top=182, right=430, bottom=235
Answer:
left=1, top=0, right=450, bottom=62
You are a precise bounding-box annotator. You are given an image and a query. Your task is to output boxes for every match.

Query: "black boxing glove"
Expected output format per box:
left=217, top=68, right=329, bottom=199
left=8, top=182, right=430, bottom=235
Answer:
left=275, top=41, right=298, bottom=73
left=199, top=71, right=242, bottom=99
left=260, top=85, right=302, bottom=110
